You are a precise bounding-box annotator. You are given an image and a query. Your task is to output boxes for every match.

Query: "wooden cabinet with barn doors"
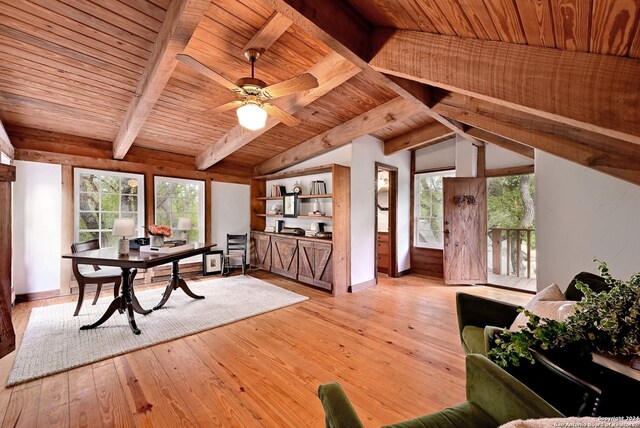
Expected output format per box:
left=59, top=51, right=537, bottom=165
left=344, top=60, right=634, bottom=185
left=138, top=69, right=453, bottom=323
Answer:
left=249, top=164, right=350, bottom=295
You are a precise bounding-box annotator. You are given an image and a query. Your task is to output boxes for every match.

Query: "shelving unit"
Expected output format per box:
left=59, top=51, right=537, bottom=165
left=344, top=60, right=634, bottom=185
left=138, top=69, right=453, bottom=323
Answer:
left=249, top=164, right=351, bottom=295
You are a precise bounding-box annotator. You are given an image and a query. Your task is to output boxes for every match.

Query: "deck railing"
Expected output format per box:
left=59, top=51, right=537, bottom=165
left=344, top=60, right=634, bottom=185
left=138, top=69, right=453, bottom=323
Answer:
left=489, top=228, right=535, bottom=278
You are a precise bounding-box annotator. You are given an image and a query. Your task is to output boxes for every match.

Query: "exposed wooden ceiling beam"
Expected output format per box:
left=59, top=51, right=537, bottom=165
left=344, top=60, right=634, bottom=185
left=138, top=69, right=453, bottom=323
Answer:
left=242, top=12, right=293, bottom=53
left=465, top=127, right=535, bottom=159
left=254, top=97, right=418, bottom=174
left=0, top=120, right=14, bottom=159
left=196, top=51, right=360, bottom=170
left=384, top=122, right=453, bottom=155
left=112, top=0, right=209, bottom=159
left=369, top=29, right=640, bottom=145
left=265, top=0, right=477, bottom=143
left=485, top=165, right=534, bottom=178
left=429, top=89, right=640, bottom=186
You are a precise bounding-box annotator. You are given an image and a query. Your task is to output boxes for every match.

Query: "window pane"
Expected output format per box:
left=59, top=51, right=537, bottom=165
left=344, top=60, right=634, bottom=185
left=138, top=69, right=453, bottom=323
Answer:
left=79, top=174, right=100, bottom=192
left=79, top=231, right=99, bottom=242
left=100, top=231, right=119, bottom=248
left=79, top=193, right=99, bottom=211
left=155, top=178, right=204, bottom=242
left=122, top=178, right=139, bottom=195
left=121, top=195, right=138, bottom=212
left=100, top=175, right=120, bottom=193
left=414, top=171, right=454, bottom=249
left=100, top=212, right=118, bottom=229
left=80, top=212, right=99, bottom=230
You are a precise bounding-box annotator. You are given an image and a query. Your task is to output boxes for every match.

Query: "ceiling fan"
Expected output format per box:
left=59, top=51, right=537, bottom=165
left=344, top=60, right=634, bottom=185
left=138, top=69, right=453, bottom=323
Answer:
left=176, top=49, right=319, bottom=131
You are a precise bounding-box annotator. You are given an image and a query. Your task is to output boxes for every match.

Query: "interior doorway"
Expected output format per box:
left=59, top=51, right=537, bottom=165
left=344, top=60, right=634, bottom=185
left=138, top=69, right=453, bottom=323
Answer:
left=486, top=173, right=536, bottom=292
left=375, top=163, right=398, bottom=281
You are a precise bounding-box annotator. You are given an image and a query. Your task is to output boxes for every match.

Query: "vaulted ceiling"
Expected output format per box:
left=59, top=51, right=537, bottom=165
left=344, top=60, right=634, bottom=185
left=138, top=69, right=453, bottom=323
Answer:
left=0, top=0, right=639, bottom=183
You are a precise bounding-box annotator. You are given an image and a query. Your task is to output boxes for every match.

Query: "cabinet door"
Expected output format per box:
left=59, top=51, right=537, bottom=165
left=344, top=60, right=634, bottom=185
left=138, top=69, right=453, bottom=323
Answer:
left=250, top=233, right=271, bottom=270
left=297, top=240, right=315, bottom=285
left=271, top=237, right=298, bottom=279
left=313, top=242, right=333, bottom=290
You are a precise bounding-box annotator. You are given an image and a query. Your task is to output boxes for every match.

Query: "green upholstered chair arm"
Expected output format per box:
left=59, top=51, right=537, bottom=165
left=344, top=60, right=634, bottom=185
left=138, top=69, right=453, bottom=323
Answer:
left=317, top=382, right=365, bottom=428
left=456, top=293, right=519, bottom=342
left=466, top=355, right=564, bottom=425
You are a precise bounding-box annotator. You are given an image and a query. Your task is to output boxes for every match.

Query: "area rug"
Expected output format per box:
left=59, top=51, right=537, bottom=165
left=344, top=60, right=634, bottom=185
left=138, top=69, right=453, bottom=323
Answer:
left=7, top=275, right=308, bottom=386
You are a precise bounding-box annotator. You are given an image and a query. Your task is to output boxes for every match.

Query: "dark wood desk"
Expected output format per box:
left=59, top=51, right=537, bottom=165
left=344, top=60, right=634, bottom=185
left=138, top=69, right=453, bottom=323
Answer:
left=63, top=243, right=215, bottom=335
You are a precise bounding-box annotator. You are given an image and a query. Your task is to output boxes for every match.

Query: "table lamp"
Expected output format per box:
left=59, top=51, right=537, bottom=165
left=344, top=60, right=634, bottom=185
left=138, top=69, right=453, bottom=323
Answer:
left=177, top=217, right=192, bottom=242
left=113, top=218, right=136, bottom=255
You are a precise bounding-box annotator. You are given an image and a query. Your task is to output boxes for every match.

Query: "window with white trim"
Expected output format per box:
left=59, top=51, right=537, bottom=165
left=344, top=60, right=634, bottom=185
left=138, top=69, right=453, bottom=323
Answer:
left=74, top=169, right=145, bottom=248
left=414, top=170, right=455, bottom=249
left=154, top=176, right=205, bottom=242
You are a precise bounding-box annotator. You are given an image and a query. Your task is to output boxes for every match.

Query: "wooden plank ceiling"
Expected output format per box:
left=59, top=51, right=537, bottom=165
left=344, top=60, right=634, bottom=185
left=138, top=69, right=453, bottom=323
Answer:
left=0, top=0, right=639, bottom=179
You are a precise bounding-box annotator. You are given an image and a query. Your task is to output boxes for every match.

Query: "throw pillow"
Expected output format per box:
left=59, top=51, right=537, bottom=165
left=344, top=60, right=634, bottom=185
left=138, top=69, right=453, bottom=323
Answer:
left=509, top=284, right=576, bottom=331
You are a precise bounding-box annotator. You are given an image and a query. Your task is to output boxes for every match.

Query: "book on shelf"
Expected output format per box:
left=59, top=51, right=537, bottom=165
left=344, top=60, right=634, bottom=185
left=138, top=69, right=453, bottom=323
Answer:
left=271, top=184, right=287, bottom=197
left=309, top=180, right=326, bottom=195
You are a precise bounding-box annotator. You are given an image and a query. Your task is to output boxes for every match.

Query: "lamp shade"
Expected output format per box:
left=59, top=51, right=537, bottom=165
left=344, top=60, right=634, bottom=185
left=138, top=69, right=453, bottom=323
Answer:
left=237, top=102, right=267, bottom=130
left=177, top=217, right=192, bottom=231
left=112, top=218, right=136, bottom=237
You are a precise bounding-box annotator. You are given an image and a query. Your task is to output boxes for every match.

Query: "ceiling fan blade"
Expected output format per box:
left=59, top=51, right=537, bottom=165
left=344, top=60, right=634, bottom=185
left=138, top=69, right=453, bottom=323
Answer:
left=262, top=73, right=319, bottom=99
left=176, top=54, right=243, bottom=94
left=263, top=104, right=301, bottom=126
left=204, top=100, right=244, bottom=114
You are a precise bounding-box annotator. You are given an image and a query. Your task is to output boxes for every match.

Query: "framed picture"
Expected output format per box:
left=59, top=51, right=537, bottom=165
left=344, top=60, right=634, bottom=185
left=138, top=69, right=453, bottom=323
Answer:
left=282, top=193, right=298, bottom=218
left=202, top=249, right=224, bottom=275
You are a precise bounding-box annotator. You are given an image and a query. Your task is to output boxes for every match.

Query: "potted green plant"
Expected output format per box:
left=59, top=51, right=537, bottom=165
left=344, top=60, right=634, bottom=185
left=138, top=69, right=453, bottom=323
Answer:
left=489, top=260, right=640, bottom=368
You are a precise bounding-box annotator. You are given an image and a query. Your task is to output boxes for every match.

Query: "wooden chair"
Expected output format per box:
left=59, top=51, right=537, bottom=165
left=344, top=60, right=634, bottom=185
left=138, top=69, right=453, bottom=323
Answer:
left=222, top=234, right=247, bottom=276
left=71, top=239, right=122, bottom=316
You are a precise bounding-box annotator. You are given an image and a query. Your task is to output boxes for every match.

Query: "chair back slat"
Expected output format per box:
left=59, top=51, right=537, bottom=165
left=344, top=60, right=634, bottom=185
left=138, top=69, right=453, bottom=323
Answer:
left=72, top=239, right=100, bottom=253
left=226, top=234, right=247, bottom=255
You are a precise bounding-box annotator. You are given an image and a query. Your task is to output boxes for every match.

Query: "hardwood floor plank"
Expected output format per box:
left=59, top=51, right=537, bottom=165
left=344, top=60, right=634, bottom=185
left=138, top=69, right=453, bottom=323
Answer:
left=1, top=384, right=41, bottom=428
left=68, top=366, right=101, bottom=428
left=36, top=372, right=69, bottom=427
left=92, top=362, right=135, bottom=427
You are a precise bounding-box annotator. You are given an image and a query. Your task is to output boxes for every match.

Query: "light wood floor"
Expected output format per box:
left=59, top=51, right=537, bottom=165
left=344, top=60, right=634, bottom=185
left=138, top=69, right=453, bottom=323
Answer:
left=0, top=272, right=531, bottom=427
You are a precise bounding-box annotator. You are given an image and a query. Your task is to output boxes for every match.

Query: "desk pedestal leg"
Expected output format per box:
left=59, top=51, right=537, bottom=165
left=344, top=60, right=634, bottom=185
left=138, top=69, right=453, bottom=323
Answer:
left=153, top=261, right=205, bottom=310
left=80, top=267, right=142, bottom=335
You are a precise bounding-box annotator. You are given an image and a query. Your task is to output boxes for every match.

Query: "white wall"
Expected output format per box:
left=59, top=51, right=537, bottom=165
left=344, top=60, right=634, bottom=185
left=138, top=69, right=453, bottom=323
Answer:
left=281, top=144, right=352, bottom=172
left=211, top=182, right=250, bottom=253
left=351, top=135, right=411, bottom=286
left=415, top=137, right=456, bottom=171
left=536, top=151, right=640, bottom=291
left=13, top=161, right=62, bottom=294
left=455, top=136, right=477, bottom=177
left=486, top=144, right=533, bottom=169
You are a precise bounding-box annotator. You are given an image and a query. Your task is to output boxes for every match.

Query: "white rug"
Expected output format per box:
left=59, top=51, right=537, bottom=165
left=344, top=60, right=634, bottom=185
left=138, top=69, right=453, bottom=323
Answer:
left=7, top=276, right=308, bottom=386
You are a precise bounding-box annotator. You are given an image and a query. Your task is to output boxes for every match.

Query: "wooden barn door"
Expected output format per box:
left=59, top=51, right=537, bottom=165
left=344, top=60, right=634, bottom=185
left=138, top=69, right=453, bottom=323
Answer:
left=0, top=163, right=16, bottom=358
left=443, top=177, right=487, bottom=285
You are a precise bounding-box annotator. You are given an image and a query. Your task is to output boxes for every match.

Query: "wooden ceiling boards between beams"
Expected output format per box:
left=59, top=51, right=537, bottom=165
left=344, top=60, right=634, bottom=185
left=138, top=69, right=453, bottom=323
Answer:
left=369, top=28, right=640, bottom=146
left=429, top=89, right=640, bottom=186
left=265, top=0, right=479, bottom=144
left=196, top=51, right=361, bottom=170
left=465, top=127, right=535, bottom=159
left=0, top=120, right=14, bottom=159
left=384, top=122, right=453, bottom=155
left=112, top=0, right=210, bottom=159
left=254, top=96, right=418, bottom=174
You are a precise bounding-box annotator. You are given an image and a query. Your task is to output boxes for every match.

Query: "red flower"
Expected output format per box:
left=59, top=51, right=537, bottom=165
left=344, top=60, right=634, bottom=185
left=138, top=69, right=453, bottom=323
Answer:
left=148, top=224, right=171, bottom=237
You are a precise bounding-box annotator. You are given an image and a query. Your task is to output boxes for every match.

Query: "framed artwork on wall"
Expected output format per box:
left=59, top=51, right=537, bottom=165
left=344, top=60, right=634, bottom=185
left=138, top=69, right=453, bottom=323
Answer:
left=282, top=193, right=298, bottom=218
left=202, top=249, right=224, bottom=275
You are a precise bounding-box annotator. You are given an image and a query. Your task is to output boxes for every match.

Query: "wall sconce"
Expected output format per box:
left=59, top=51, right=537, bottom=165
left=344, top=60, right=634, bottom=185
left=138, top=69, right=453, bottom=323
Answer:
left=454, top=195, right=477, bottom=207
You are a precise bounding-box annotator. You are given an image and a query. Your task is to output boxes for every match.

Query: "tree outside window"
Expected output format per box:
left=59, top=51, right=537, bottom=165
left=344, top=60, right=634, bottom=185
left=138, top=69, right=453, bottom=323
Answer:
left=414, top=171, right=455, bottom=249
left=74, top=169, right=144, bottom=248
left=154, top=177, right=204, bottom=242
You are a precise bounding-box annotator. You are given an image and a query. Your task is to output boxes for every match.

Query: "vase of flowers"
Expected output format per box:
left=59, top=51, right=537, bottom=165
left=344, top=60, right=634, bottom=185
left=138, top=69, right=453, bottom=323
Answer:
left=148, top=225, right=171, bottom=247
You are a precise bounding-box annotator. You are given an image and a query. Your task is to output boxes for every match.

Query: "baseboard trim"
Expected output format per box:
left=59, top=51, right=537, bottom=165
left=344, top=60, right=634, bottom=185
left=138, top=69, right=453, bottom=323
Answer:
left=397, top=268, right=411, bottom=277
left=479, top=283, right=536, bottom=295
left=15, top=289, right=61, bottom=303
left=349, top=278, right=376, bottom=293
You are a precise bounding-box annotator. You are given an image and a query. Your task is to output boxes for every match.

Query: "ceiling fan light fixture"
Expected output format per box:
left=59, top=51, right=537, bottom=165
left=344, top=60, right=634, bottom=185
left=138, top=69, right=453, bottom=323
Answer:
left=237, top=101, right=267, bottom=130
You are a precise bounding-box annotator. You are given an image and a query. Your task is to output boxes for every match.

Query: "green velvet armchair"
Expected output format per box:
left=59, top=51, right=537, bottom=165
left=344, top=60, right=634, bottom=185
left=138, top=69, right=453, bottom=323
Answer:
left=317, top=354, right=563, bottom=428
left=455, top=272, right=609, bottom=417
